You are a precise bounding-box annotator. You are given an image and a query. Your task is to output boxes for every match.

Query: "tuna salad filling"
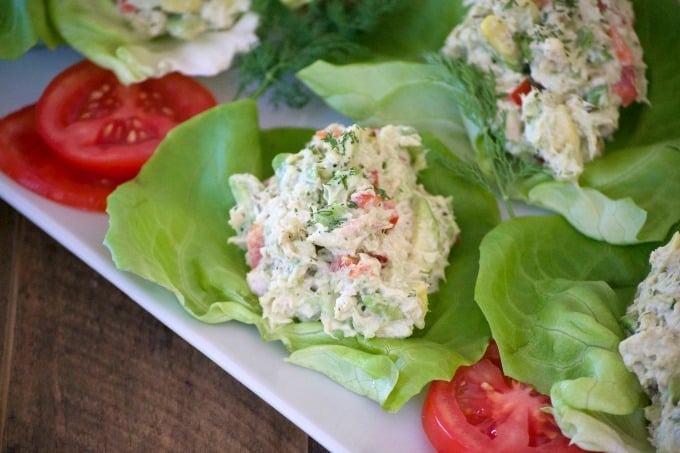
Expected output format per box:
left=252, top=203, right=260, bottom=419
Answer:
left=116, top=0, right=251, bottom=40
left=228, top=124, right=460, bottom=339
left=619, top=232, right=680, bottom=453
left=443, top=0, right=647, bottom=180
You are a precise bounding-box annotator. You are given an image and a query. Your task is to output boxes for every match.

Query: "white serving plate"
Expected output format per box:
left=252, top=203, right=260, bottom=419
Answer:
left=0, top=46, right=437, bottom=453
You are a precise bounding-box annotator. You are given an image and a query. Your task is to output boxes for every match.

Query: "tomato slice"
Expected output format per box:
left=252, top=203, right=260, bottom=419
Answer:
left=422, top=342, right=585, bottom=453
left=0, top=105, right=125, bottom=212
left=35, top=60, right=217, bottom=179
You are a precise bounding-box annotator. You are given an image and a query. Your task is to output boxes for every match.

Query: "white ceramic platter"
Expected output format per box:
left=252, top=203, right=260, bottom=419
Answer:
left=0, top=46, right=436, bottom=453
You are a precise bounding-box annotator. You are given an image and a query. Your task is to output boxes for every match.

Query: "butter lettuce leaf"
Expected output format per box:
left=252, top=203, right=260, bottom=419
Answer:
left=528, top=142, right=680, bottom=244
left=1, top=0, right=62, bottom=60
left=527, top=184, right=647, bottom=244
left=475, top=215, right=664, bottom=451
left=298, top=61, right=473, bottom=163
left=297, top=0, right=680, bottom=245
left=607, top=2, right=680, bottom=150
left=49, top=0, right=257, bottom=84
left=354, top=0, right=467, bottom=60
left=104, top=100, right=500, bottom=411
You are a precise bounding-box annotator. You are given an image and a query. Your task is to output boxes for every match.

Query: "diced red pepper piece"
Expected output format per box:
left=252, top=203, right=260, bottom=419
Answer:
left=612, top=66, right=638, bottom=107
left=608, top=26, right=633, bottom=66
left=608, top=26, right=638, bottom=106
left=382, top=199, right=399, bottom=226
left=508, top=79, right=533, bottom=106
left=351, top=191, right=380, bottom=208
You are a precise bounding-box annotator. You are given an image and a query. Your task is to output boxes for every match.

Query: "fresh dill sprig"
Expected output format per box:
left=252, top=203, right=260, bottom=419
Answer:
left=235, top=0, right=408, bottom=108
left=426, top=54, right=544, bottom=217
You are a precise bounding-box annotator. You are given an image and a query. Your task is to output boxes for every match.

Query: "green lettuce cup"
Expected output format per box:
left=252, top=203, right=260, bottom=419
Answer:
left=104, top=100, right=501, bottom=411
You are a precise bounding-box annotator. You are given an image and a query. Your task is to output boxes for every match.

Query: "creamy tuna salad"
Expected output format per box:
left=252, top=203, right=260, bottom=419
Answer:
left=443, top=0, right=647, bottom=180
left=620, top=232, right=680, bottom=453
left=228, top=124, right=460, bottom=339
left=117, top=0, right=251, bottom=40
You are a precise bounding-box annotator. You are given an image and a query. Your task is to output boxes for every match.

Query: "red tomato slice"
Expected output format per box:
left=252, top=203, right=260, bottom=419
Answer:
left=35, top=60, right=217, bottom=179
left=422, top=342, right=585, bottom=453
left=0, top=105, right=125, bottom=212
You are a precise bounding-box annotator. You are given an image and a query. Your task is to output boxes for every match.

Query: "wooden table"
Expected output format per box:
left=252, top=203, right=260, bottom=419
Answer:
left=0, top=199, right=327, bottom=452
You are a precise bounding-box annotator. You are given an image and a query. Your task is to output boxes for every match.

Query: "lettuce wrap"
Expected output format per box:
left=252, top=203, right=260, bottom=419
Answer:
left=47, top=0, right=462, bottom=92
left=297, top=0, right=680, bottom=245
left=48, top=0, right=259, bottom=84
left=474, top=215, right=680, bottom=452
left=104, top=100, right=501, bottom=411
left=1, top=0, right=63, bottom=60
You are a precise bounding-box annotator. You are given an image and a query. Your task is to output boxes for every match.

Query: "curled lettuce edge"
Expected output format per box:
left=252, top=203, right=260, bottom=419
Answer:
left=49, top=0, right=258, bottom=84
left=0, top=0, right=63, bottom=60
left=104, top=99, right=501, bottom=411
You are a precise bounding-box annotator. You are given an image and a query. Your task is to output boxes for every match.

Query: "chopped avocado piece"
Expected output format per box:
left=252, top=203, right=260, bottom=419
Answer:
left=409, top=194, right=440, bottom=273
left=362, top=293, right=404, bottom=321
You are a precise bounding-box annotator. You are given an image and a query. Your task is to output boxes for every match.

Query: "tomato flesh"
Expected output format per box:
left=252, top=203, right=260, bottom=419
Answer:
left=0, top=105, right=124, bottom=212
left=35, top=60, right=217, bottom=179
left=422, top=342, right=585, bottom=453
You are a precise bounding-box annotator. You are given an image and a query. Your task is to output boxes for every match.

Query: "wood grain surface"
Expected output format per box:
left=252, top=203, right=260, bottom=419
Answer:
left=0, top=199, right=327, bottom=452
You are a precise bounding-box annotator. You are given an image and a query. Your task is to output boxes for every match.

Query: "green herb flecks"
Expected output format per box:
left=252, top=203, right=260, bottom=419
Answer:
left=236, top=0, right=409, bottom=108
left=309, top=204, right=346, bottom=231
left=514, top=31, right=533, bottom=61
left=427, top=54, right=544, bottom=217
left=321, top=128, right=359, bottom=151
left=576, top=28, right=594, bottom=56
left=375, top=188, right=390, bottom=200
left=585, top=85, right=608, bottom=107
left=328, top=167, right=361, bottom=189
left=555, top=0, right=577, bottom=8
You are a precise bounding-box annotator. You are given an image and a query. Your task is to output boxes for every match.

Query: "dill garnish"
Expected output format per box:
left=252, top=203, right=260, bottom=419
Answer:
left=236, top=0, right=408, bottom=108
left=427, top=54, right=544, bottom=217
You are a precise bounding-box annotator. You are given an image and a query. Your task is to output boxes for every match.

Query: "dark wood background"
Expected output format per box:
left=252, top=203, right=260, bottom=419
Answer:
left=0, top=199, right=327, bottom=452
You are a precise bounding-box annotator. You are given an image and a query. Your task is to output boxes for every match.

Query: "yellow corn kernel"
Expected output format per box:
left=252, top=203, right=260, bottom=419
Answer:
left=480, top=15, right=521, bottom=67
